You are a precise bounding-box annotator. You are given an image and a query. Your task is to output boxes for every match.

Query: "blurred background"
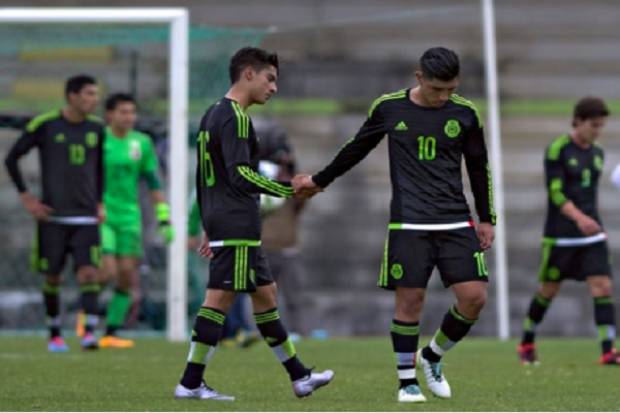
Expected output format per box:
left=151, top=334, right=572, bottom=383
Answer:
left=1, top=0, right=620, bottom=340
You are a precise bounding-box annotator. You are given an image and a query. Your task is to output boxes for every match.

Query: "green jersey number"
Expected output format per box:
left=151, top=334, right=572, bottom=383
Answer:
left=473, top=251, right=489, bottom=277
left=69, top=144, right=85, bottom=165
left=198, top=131, right=215, bottom=187
left=417, top=136, right=436, bottom=161
left=581, top=168, right=591, bottom=188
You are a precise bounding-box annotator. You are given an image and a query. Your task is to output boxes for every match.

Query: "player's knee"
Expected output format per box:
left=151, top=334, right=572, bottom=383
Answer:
left=591, top=280, right=612, bottom=297
left=459, top=289, right=487, bottom=313
left=45, top=274, right=61, bottom=285
left=77, top=266, right=98, bottom=284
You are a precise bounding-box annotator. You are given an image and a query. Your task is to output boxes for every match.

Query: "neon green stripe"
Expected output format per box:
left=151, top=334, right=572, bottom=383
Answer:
left=523, top=317, right=535, bottom=331
left=220, top=239, right=261, bottom=247
left=255, top=312, right=280, bottom=324
left=235, top=246, right=241, bottom=290
left=486, top=163, right=497, bottom=224
left=231, top=102, right=244, bottom=138
left=549, top=178, right=567, bottom=206
left=594, top=296, right=613, bottom=305
left=198, top=308, right=225, bottom=325
left=434, top=329, right=450, bottom=347
left=86, top=114, right=103, bottom=123
left=546, top=135, right=571, bottom=161
left=450, top=94, right=482, bottom=128
left=282, top=337, right=297, bottom=358
left=538, top=242, right=553, bottom=282
left=42, top=282, right=60, bottom=295
left=534, top=293, right=551, bottom=307
left=390, top=322, right=420, bottom=336
left=231, top=102, right=249, bottom=139
left=26, top=110, right=61, bottom=133
left=449, top=306, right=476, bottom=324
left=388, top=223, right=403, bottom=230
left=378, top=235, right=389, bottom=287
left=368, top=89, right=407, bottom=117
left=242, top=246, right=248, bottom=290
left=237, top=166, right=293, bottom=197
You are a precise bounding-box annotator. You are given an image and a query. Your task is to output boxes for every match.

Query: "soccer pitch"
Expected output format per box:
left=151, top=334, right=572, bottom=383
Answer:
left=0, top=336, right=617, bottom=411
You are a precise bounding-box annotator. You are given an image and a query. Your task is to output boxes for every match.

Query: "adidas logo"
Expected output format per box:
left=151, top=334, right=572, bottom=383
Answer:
left=395, top=121, right=408, bottom=131
left=568, top=157, right=578, bottom=167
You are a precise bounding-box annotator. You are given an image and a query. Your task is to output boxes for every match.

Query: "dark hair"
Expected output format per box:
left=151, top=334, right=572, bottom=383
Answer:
left=65, top=74, right=96, bottom=98
left=229, top=46, right=279, bottom=84
left=573, top=97, right=609, bottom=125
left=419, top=47, right=460, bottom=81
left=105, top=93, right=136, bottom=111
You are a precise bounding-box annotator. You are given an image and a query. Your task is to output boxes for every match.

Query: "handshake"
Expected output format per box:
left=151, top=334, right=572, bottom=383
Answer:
left=291, top=174, right=323, bottom=200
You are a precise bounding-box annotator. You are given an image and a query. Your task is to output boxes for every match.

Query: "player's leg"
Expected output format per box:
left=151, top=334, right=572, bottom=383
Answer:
left=518, top=281, right=560, bottom=364
left=175, top=245, right=238, bottom=401
left=587, top=275, right=619, bottom=364
left=379, top=229, right=433, bottom=403
left=72, top=224, right=102, bottom=350
left=99, top=257, right=137, bottom=348
left=250, top=247, right=333, bottom=398
left=36, top=222, right=69, bottom=352
left=418, top=228, right=488, bottom=399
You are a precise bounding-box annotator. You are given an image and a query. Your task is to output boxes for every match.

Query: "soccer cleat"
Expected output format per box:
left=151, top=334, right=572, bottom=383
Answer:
left=517, top=343, right=539, bottom=365
left=600, top=349, right=620, bottom=365
left=47, top=337, right=69, bottom=353
left=99, top=335, right=135, bottom=349
left=292, top=369, right=335, bottom=398
left=417, top=350, right=451, bottom=398
left=398, top=384, right=427, bottom=403
left=81, top=333, right=99, bottom=351
left=174, top=381, right=235, bottom=401
left=75, top=311, right=85, bottom=338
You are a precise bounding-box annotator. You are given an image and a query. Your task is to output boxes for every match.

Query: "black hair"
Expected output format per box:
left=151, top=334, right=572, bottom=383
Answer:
left=229, top=46, right=279, bottom=84
left=419, top=47, right=460, bottom=81
left=105, top=93, right=136, bottom=111
left=65, top=74, right=96, bottom=99
left=573, top=97, right=609, bottom=126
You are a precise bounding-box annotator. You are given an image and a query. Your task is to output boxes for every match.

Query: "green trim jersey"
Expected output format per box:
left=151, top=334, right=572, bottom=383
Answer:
left=4, top=110, right=104, bottom=217
left=103, top=128, right=159, bottom=224
left=196, top=97, right=294, bottom=242
left=543, top=134, right=604, bottom=238
left=313, top=89, right=496, bottom=225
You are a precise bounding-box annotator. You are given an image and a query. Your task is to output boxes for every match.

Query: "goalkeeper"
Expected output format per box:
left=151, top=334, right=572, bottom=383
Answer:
left=97, top=93, right=174, bottom=348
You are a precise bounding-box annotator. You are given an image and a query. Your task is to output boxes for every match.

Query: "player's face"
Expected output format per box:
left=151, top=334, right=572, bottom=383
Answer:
left=574, top=116, right=607, bottom=143
left=69, top=84, right=99, bottom=114
left=417, top=73, right=459, bottom=108
left=107, top=102, right=137, bottom=131
left=250, top=66, right=278, bottom=105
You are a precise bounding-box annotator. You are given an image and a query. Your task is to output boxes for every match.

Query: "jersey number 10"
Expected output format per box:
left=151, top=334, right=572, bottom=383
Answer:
left=417, top=136, right=436, bottom=161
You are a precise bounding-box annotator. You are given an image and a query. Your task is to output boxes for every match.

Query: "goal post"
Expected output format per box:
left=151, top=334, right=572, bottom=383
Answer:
left=0, top=7, right=189, bottom=342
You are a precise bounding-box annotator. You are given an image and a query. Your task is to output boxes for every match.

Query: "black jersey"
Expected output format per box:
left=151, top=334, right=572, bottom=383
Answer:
left=543, top=134, right=604, bottom=238
left=313, top=89, right=495, bottom=225
left=196, top=97, right=293, bottom=242
left=4, top=110, right=104, bottom=218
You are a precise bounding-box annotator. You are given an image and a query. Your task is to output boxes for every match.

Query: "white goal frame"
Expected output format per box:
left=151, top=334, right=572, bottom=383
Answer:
left=0, top=7, right=190, bottom=342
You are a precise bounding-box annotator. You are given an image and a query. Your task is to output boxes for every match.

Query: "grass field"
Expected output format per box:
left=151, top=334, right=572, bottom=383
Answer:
left=0, top=336, right=618, bottom=411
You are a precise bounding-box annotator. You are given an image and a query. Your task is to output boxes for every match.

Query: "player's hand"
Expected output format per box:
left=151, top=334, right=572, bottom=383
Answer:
left=154, top=202, right=174, bottom=244
left=197, top=233, right=214, bottom=259
left=158, top=222, right=175, bottom=244
left=20, top=192, right=53, bottom=221
left=477, top=222, right=495, bottom=250
left=292, top=174, right=323, bottom=200
left=575, top=215, right=601, bottom=236
left=97, top=203, right=106, bottom=223
left=188, top=236, right=200, bottom=250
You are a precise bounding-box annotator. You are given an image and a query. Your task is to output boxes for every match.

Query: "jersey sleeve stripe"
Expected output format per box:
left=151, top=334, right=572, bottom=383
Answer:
left=25, top=110, right=61, bottom=133
left=549, top=178, right=568, bottom=206
left=449, top=94, right=483, bottom=128
left=368, top=89, right=407, bottom=118
left=237, top=165, right=294, bottom=197
left=230, top=101, right=249, bottom=139
left=546, top=135, right=571, bottom=161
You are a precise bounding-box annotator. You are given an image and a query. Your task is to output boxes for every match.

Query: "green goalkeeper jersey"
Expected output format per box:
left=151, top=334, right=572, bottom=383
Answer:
left=103, top=127, right=160, bottom=224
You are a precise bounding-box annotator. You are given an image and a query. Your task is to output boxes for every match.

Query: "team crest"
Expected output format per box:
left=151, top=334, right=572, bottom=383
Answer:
left=85, top=132, right=98, bottom=147
left=594, top=155, right=603, bottom=171
left=444, top=119, right=461, bottom=138
left=390, top=263, right=403, bottom=280
left=129, top=140, right=142, bottom=160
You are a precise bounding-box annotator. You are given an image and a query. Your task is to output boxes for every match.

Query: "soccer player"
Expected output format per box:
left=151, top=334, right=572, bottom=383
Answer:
left=518, top=97, right=620, bottom=365
left=97, top=93, right=174, bottom=348
left=293, top=47, right=495, bottom=403
left=4, top=75, right=105, bottom=352
left=173, top=47, right=334, bottom=401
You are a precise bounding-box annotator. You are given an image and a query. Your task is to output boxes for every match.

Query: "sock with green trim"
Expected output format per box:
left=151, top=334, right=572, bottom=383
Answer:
left=43, top=281, right=61, bottom=338
left=79, top=283, right=100, bottom=334
left=254, top=308, right=310, bottom=381
left=180, top=307, right=225, bottom=389
left=521, top=292, right=552, bottom=345
left=593, top=296, right=616, bottom=354
left=423, top=305, right=476, bottom=362
left=390, top=319, right=419, bottom=389
left=105, top=289, right=132, bottom=336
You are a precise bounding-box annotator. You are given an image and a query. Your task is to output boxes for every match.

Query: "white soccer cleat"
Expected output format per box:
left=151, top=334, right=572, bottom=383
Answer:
left=398, top=384, right=427, bottom=403
left=292, top=369, right=335, bottom=398
left=174, top=381, right=235, bottom=401
left=417, top=350, right=451, bottom=398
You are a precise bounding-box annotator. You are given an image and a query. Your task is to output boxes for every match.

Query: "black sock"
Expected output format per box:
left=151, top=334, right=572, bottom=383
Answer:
left=254, top=308, right=309, bottom=381
left=43, top=281, right=61, bottom=338
left=80, top=283, right=101, bottom=334
left=180, top=307, right=225, bottom=389
left=521, top=293, right=552, bottom=345
left=593, top=296, right=616, bottom=354
left=390, top=319, right=419, bottom=389
left=425, top=305, right=476, bottom=361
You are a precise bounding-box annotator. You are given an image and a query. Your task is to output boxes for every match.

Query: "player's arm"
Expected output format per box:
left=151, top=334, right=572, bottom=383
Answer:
left=311, top=102, right=387, bottom=189
left=96, top=125, right=105, bottom=222
left=4, top=125, right=53, bottom=220
left=141, top=136, right=174, bottom=243
left=220, top=118, right=294, bottom=198
left=545, top=146, right=600, bottom=235
left=463, top=123, right=496, bottom=225
left=611, top=163, right=620, bottom=190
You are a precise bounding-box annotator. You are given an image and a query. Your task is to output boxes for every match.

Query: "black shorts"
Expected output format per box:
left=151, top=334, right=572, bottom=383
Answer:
left=377, top=227, right=489, bottom=290
left=32, top=222, right=101, bottom=275
left=538, top=240, right=611, bottom=282
left=208, top=246, right=274, bottom=292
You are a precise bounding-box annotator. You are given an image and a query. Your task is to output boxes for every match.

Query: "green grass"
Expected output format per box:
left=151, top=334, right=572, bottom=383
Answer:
left=0, top=336, right=618, bottom=411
